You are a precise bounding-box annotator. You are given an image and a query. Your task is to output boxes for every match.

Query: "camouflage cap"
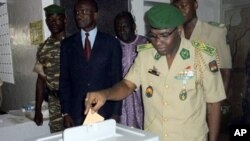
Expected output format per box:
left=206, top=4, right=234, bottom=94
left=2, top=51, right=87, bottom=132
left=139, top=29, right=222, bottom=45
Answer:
left=145, top=3, right=184, bottom=29
left=44, top=4, right=65, bottom=15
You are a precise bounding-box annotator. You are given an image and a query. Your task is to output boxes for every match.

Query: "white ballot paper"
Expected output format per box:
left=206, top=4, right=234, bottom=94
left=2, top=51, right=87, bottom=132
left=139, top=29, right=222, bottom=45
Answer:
left=83, top=109, right=104, bottom=125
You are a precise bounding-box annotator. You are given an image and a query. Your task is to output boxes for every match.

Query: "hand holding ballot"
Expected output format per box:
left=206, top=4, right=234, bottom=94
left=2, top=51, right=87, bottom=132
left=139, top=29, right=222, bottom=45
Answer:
left=84, top=90, right=109, bottom=115
left=83, top=109, right=104, bottom=125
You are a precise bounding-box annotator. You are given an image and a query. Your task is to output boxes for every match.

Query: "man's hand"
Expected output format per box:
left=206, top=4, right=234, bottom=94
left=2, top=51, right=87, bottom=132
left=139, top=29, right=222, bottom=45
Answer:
left=84, top=91, right=108, bottom=115
left=34, top=111, right=43, bottom=126
left=63, top=115, right=74, bottom=128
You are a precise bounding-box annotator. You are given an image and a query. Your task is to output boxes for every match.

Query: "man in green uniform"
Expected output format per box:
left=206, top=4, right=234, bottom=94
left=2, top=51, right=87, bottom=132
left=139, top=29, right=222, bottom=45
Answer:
left=84, top=4, right=225, bottom=141
left=171, top=0, right=232, bottom=94
left=33, top=4, right=66, bottom=133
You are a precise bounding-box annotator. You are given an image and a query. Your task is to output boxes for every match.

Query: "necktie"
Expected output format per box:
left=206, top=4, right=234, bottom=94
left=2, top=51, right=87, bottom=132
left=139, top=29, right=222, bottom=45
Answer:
left=84, top=33, right=91, bottom=61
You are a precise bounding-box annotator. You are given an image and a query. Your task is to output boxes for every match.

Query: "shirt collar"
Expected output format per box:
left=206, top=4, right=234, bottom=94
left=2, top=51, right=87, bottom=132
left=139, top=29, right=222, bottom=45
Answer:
left=81, top=27, right=97, bottom=48
left=81, top=27, right=97, bottom=39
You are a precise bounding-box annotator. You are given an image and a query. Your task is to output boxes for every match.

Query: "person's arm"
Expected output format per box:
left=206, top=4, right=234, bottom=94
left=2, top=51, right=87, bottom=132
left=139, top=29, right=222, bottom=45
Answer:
left=207, top=102, right=221, bottom=141
left=34, top=74, right=45, bottom=125
left=110, top=39, right=123, bottom=118
left=59, top=40, right=74, bottom=128
left=85, top=79, right=136, bottom=115
left=218, top=27, right=232, bottom=95
left=220, top=69, right=231, bottom=95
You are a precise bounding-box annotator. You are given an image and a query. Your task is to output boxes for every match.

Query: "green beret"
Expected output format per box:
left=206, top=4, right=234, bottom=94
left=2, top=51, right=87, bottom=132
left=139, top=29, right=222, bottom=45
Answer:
left=145, top=3, right=184, bottom=29
left=44, top=4, right=65, bottom=15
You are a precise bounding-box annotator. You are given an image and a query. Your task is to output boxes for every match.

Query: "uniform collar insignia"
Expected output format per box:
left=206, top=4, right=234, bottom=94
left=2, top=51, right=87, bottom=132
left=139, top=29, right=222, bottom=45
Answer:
left=154, top=52, right=161, bottom=60
left=180, top=48, right=190, bottom=60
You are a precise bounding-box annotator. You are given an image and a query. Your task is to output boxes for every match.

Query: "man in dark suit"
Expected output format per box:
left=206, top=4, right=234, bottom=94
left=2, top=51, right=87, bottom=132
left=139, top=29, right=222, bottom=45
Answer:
left=59, top=0, right=122, bottom=127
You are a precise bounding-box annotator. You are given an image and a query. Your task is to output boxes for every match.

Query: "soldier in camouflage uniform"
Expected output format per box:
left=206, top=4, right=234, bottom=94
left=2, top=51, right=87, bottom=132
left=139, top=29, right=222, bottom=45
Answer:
left=33, top=4, right=66, bottom=133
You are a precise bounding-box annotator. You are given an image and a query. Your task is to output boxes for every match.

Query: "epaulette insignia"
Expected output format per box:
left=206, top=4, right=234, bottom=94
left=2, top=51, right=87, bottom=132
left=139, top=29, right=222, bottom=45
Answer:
left=208, top=21, right=225, bottom=28
left=137, top=43, right=153, bottom=52
left=191, top=40, right=216, bottom=56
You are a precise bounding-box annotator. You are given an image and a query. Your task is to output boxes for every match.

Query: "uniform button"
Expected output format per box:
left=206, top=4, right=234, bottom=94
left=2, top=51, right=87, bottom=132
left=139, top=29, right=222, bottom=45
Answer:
left=165, top=133, right=168, bottom=137
left=87, top=83, right=90, bottom=86
left=165, top=85, right=169, bottom=88
left=164, top=102, right=167, bottom=106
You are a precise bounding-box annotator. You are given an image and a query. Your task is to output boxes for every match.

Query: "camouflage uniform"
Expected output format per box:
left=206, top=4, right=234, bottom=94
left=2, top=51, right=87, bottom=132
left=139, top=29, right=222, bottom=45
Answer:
left=36, top=36, right=64, bottom=133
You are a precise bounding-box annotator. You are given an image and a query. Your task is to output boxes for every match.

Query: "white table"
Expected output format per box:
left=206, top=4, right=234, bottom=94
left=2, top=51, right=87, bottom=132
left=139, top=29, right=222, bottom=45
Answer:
left=0, top=113, right=50, bottom=141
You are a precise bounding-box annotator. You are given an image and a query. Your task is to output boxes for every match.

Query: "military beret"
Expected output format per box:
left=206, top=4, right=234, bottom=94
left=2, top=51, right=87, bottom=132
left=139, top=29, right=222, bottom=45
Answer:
left=44, top=4, right=65, bottom=15
left=145, top=3, right=184, bottom=29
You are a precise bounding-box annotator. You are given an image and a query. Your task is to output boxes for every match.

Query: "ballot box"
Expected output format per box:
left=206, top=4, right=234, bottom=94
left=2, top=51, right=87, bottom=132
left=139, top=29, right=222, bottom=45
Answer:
left=27, top=119, right=159, bottom=141
left=0, top=113, right=50, bottom=141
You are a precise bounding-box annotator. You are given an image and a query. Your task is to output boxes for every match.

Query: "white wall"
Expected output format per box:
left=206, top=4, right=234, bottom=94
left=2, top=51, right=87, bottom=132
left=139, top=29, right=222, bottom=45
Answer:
left=0, top=0, right=6, bottom=3
left=130, top=0, right=171, bottom=36
left=1, top=0, right=53, bottom=111
left=197, top=0, right=221, bottom=22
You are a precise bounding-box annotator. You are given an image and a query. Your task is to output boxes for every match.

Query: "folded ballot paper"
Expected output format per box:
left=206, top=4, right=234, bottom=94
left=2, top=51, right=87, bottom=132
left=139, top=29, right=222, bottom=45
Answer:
left=83, top=109, right=104, bottom=125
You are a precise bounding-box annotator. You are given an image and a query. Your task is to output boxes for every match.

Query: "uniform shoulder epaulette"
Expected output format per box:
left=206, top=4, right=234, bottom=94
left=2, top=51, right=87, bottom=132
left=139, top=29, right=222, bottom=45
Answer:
left=137, top=43, right=153, bottom=52
left=208, top=21, right=225, bottom=28
left=191, top=40, right=216, bottom=56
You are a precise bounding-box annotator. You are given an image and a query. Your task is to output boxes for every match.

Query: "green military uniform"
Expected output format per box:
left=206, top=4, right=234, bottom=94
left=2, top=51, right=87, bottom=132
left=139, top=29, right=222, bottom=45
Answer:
left=33, top=4, right=65, bottom=133
left=34, top=36, right=64, bottom=133
left=126, top=38, right=226, bottom=141
left=190, top=20, right=232, bottom=69
left=36, top=37, right=61, bottom=91
left=124, top=3, right=226, bottom=141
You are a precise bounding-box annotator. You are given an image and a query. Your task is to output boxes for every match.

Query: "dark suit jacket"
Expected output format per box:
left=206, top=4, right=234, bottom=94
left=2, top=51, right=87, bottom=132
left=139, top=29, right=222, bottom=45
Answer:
left=59, top=30, right=122, bottom=125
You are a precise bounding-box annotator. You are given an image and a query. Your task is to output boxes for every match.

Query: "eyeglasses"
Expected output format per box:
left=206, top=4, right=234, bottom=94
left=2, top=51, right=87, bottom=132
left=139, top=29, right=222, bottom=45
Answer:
left=147, top=27, right=177, bottom=42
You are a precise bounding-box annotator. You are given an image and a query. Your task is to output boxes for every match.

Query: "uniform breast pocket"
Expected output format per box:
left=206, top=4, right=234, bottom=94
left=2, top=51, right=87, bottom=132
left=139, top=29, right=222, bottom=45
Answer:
left=145, top=72, right=160, bottom=86
left=173, top=77, right=196, bottom=98
left=185, top=79, right=196, bottom=95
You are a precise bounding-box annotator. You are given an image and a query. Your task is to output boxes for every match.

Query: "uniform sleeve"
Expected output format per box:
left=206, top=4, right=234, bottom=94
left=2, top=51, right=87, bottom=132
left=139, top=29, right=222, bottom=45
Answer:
left=213, top=27, right=232, bottom=69
left=124, top=51, right=143, bottom=88
left=33, top=61, right=46, bottom=77
left=203, top=54, right=226, bottom=103
left=36, top=43, right=43, bottom=63
left=34, top=43, right=46, bottom=77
